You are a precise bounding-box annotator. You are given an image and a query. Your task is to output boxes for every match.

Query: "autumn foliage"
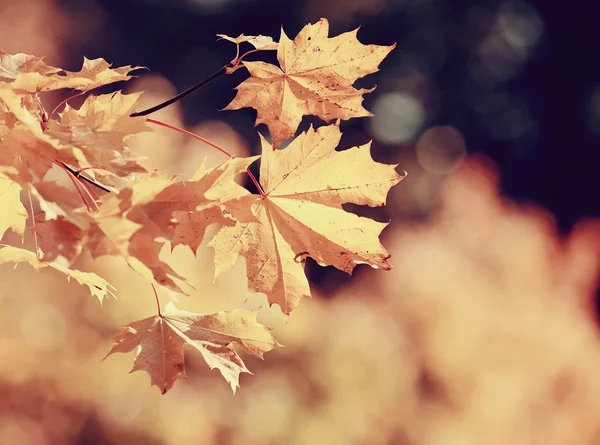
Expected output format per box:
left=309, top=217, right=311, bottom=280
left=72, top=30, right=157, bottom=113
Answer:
left=0, top=19, right=401, bottom=393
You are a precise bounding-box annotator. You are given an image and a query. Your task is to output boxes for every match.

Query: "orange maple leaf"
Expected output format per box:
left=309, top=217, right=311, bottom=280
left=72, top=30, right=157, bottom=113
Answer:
left=105, top=301, right=279, bottom=393
left=46, top=91, right=151, bottom=176
left=224, top=18, right=395, bottom=148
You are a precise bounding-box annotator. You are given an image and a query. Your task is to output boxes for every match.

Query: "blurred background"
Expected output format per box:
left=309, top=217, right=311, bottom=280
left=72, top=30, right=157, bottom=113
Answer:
left=1, top=0, right=600, bottom=444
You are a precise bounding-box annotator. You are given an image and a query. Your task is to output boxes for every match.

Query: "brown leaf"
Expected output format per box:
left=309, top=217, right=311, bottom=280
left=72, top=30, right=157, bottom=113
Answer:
left=45, top=92, right=151, bottom=175
left=30, top=181, right=87, bottom=219
left=105, top=301, right=279, bottom=393
left=115, top=156, right=257, bottom=255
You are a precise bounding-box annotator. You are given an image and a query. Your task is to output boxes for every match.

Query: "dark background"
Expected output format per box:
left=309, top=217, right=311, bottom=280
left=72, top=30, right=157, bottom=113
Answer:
left=56, top=0, right=600, bottom=298
left=57, top=0, right=600, bottom=229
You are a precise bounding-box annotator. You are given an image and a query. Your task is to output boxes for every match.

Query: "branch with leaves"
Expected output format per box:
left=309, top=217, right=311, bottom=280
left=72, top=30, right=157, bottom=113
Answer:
left=0, top=18, right=403, bottom=394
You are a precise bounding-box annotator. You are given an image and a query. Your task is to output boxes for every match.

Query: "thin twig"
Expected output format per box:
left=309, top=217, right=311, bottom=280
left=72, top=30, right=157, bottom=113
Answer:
left=146, top=118, right=234, bottom=157
left=130, top=65, right=228, bottom=118
left=49, top=91, right=84, bottom=119
left=75, top=176, right=100, bottom=211
left=130, top=47, right=260, bottom=118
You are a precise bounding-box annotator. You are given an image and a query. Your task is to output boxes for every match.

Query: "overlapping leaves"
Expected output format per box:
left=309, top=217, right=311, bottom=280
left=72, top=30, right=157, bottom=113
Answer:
left=0, top=18, right=400, bottom=393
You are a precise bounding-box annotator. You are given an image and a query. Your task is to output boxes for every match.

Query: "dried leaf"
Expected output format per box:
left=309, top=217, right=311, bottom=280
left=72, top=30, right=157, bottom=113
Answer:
left=210, top=124, right=404, bottom=314
left=224, top=18, right=395, bottom=148
left=0, top=172, right=27, bottom=240
left=106, top=301, right=279, bottom=393
left=2, top=57, right=142, bottom=93
left=46, top=92, right=151, bottom=174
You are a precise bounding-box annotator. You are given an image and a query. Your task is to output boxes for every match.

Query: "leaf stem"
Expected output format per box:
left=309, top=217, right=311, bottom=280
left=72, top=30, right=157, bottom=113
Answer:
left=26, top=189, right=41, bottom=260
left=152, top=284, right=162, bottom=318
left=130, top=65, right=228, bottom=118
left=145, top=118, right=266, bottom=196
left=55, top=160, right=93, bottom=212
left=75, top=175, right=100, bottom=211
left=146, top=118, right=234, bottom=157
left=60, top=162, right=111, bottom=193
left=49, top=91, right=85, bottom=119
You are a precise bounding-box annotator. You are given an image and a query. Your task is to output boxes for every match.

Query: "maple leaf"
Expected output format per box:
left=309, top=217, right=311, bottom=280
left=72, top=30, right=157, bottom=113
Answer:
left=224, top=18, right=395, bottom=148
left=0, top=172, right=27, bottom=240
left=116, top=156, right=257, bottom=253
left=210, top=123, right=404, bottom=315
left=1, top=56, right=141, bottom=93
left=45, top=91, right=151, bottom=175
left=62, top=57, right=143, bottom=92
left=0, top=245, right=114, bottom=302
left=74, top=156, right=251, bottom=294
left=168, top=156, right=260, bottom=252
left=78, top=192, right=188, bottom=292
left=0, top=89, right=87, bottom=181
left=76, top=157, right=255, bottom=292
left=0, top=50, right=61, bottom=80
left=105, top=301, right=279, bottom=393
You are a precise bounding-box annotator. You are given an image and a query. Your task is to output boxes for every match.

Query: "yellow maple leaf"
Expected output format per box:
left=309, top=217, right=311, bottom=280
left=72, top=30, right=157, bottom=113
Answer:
left=105, top=301, right=279, bottom=393
left=62, top=57, right=142, bottom=92
left=45, top=91, right=151, bottom=175
left=2, top=56, right=141, bottom=93
left=0, top=89, right=87, bottom=181
left=210, top=123, right=405, bottom=315
left=224, top=18, right=395, bottom=148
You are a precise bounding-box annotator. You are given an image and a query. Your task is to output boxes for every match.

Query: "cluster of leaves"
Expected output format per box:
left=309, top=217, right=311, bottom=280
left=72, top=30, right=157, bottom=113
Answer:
left=0, top=19, right=403, bottom=394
